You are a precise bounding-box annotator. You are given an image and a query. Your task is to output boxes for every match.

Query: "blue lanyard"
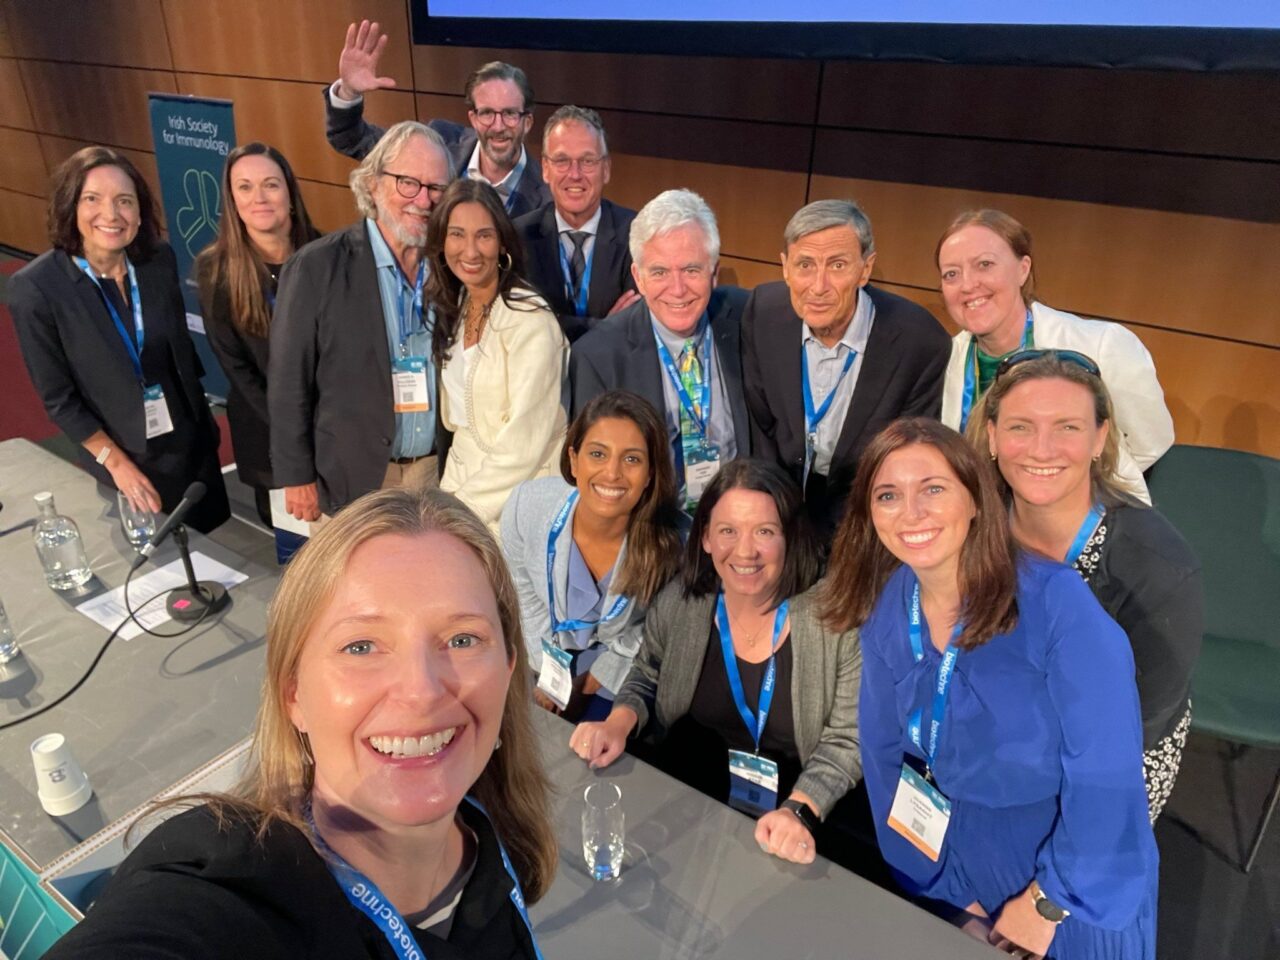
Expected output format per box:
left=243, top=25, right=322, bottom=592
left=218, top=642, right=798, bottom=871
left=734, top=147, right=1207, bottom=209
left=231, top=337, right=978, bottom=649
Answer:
left=801, top=344, right=857, bottom=435
left=306, top=797, right=544, bottom=960
left=653, top=329, right=711, bottom=439
left=557, top=238, right=595, bottom=316
left=906, top=582, right=961, bottom=770
left=74, top=256, right=144, bottom=383
left=959, top=312, right=1034, bottom=431
left=462, top=166, right=519, bottom=213
left=545, top=490, right=630, bottom=634
left=397, top=263, right=427, bottom=352
left=715, top=593, right=789, bottom=753
left=1066, top=504, right=1105, bottom=566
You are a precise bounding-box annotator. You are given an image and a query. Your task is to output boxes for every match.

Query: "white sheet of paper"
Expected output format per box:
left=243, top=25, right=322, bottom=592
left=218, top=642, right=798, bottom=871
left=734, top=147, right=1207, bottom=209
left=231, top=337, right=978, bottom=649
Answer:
left=269, top=488, right=312, bottom=537
left=75, top=552, right=248, bottom=640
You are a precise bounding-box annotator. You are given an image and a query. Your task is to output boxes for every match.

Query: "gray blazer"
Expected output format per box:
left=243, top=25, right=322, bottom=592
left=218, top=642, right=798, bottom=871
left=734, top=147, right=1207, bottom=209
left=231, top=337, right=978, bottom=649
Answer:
left=613, top=578, right=862, bottom=817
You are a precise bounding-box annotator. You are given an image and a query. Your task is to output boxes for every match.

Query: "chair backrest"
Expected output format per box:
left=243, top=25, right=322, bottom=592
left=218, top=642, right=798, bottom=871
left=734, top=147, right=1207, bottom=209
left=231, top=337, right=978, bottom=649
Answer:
left=1146, top=444, right=1280, bottom=648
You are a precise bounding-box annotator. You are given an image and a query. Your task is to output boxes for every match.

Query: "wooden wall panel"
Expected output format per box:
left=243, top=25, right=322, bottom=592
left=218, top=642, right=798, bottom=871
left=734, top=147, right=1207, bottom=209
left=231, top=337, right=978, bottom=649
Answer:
left=295, top=178, right=359, bottom=234
left=38, top=136, right=162, bottom=216
left=808, top=174, right=1280, bottom=350
left=3, top=0, right=171, bottom=71
left=0, top=5, right=14, bottom=59
left=162, top=0, right=410, bottom=85
left=0, top=58, right=33, bottom=128
left=175, top=73, right=415, bottom=188
left=718, top=256, right=782, bottom=290
left=0, top=187, right=48, bottom=253
left=18, top=61, right=176, bottom=150
left=0, top=126, right=45, bottom=196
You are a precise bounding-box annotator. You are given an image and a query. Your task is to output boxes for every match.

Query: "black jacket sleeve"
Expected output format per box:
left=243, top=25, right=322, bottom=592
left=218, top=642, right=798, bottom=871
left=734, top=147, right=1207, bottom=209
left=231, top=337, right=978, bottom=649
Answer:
left=323, top=85, right=387, bottom=162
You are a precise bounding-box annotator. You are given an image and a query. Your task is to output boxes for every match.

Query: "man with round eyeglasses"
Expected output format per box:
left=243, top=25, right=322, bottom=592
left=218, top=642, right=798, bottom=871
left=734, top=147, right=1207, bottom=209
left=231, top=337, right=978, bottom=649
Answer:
left=324, top=20, right=550, bottom=218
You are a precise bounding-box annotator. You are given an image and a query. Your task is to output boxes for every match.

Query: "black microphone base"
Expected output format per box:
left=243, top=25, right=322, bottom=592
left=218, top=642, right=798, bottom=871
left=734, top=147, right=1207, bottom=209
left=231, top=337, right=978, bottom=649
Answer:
left=166, top=582, right=231, bottom=621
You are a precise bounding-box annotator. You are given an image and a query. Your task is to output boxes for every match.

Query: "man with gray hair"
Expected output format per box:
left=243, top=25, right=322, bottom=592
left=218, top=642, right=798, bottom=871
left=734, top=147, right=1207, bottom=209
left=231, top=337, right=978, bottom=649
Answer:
left=514, top=105, right=639, bottom=342
left=741, top=198, right=950, bottom=532
left=270, top=121, right=453, bottom=525
left=571, top=189, right=750, bottom=511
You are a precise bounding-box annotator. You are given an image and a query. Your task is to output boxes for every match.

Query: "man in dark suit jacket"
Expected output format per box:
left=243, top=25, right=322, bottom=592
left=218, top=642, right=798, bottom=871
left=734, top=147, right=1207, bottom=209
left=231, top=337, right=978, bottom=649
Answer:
left=513, top=105, right=639, bottom=343
left=323, top=21, right=548, bottom=218
left=270, top=122, right=452, bottom=522
left=571, top=190, right=750, bottom=508
left=742, top=200, right=950, bottom=533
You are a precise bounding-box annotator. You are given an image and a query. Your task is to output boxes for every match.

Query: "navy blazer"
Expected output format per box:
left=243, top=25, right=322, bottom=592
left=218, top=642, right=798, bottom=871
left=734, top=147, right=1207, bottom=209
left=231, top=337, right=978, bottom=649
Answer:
left=569, top=286, right=752, bottom=455
left=323, top=87, right=550, bottom=219
left=512, top=198, right=637, bottom=343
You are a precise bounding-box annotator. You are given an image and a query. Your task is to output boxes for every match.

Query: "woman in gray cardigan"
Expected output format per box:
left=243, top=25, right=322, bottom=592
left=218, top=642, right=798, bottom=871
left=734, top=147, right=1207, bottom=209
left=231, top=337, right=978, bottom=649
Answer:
left=571, top=460, right=862, bottom=865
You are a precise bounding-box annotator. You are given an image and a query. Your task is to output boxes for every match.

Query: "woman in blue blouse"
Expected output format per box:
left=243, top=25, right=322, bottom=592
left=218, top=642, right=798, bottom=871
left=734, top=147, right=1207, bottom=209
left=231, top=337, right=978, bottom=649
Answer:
left=824, top=417, right=1157, bottom=959
left=500, top=390, right=684, bottom=721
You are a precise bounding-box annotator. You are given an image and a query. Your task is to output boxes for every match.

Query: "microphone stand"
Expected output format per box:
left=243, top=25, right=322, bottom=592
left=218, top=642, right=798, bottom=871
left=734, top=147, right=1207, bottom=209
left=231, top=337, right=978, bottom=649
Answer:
left=165, top=525, right=231, bottom=621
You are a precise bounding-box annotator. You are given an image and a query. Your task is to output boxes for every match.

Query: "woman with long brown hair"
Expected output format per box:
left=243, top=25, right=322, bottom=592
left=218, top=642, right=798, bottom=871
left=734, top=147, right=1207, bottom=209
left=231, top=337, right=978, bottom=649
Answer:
left=827, top=417, right=1157, bottom=959
left=45, top=486, right=557, bottom=958
left=195, top=142, right=320, bottom=526
left=500, top=390, right=684, bottom=722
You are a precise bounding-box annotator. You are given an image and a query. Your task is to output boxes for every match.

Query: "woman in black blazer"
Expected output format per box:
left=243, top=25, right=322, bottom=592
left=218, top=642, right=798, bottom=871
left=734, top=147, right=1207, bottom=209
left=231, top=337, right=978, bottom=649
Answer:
left=10, top=146, right=229, bottom=533
left=195, top=142, right=320, bottom=526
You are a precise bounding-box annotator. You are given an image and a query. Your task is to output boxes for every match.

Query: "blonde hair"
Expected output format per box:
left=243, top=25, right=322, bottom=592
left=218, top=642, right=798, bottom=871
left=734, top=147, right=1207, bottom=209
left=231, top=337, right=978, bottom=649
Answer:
left=349, top=121, right=452, bottom=221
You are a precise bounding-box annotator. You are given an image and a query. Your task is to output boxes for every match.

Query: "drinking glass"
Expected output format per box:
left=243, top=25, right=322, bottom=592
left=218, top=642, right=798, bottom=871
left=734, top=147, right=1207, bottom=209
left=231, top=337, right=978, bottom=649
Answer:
left=582, top=781, right=624, bottom=881
left=118, top=490, right=156, bottom=550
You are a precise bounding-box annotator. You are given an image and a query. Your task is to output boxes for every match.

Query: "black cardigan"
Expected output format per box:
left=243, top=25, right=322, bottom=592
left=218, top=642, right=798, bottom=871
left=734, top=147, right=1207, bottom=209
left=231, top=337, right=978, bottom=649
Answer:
left=44, top=804, right=540, bottom=960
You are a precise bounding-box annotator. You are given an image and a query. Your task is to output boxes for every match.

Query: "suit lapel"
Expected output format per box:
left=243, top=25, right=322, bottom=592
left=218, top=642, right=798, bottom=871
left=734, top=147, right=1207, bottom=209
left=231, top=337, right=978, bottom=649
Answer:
left=770, top=292, right=807, bottom=451
left=534, top=206, right=569, bottom=315
left=588, top=201, right=626, bottom=318
left=833, top=287, right=902, bottom=465
left=709, top=290, right=749, bottom=447
left=59, top=253, right=141, bottom=383
left=346, top=223, right=394, bottom=408
left=624, top=304, right=666, bottom=413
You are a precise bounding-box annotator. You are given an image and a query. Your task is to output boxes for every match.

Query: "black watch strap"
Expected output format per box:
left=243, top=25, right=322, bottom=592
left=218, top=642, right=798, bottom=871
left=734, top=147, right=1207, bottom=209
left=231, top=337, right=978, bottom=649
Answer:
left=781, top=798, right=820, bottom=835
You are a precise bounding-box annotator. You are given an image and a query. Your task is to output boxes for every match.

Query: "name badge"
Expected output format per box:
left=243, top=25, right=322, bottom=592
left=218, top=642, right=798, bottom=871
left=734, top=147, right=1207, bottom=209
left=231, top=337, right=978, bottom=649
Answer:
left=727, top=749, right=779, bottom=818
left=391, top=357, right=430, bottom=413
left=142, top=384, right=174, bottom=439
left=887, top=755, right=951, bottom=862
left=537, top=640, right=574, bottom=710
left=684, top=442, right=721, bottom=505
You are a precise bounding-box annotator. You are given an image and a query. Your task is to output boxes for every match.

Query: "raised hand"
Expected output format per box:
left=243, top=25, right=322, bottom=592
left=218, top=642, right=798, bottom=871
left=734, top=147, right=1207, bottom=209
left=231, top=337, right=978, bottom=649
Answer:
left=336, top=20, right=398, bottom=101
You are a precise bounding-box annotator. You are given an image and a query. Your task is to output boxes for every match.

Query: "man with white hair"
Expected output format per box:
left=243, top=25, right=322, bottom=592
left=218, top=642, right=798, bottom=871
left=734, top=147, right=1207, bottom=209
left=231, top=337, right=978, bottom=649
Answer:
left=270, top=121, right=453, bottom=525
left=570, top=189, right=749, bottom=510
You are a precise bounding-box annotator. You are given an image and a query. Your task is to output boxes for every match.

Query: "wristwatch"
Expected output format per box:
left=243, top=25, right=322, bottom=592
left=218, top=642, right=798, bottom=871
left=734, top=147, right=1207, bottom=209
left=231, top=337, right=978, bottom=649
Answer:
left=1030, top=880, right=1070, bottom=923
left=781, top=798, right=820, bottom=835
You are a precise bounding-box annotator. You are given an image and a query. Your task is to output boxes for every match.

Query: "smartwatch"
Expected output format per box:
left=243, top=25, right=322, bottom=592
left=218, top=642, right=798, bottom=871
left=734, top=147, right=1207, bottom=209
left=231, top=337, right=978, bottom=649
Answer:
left=1030, top=880, right=1070, bottom=923
left=781, top=798, right=820, bottom=836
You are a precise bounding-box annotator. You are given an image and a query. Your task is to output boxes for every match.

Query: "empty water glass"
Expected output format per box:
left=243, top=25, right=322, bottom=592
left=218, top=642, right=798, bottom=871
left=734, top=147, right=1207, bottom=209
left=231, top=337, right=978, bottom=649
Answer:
left=117, top=490, right=156, bottom=550
left=582, top=781, right=624, bottom=881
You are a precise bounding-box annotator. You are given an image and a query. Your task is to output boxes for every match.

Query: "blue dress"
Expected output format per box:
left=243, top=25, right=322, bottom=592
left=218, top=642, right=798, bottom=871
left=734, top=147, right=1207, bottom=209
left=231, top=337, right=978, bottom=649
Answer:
left=859, top=557, right=1159, bottom=960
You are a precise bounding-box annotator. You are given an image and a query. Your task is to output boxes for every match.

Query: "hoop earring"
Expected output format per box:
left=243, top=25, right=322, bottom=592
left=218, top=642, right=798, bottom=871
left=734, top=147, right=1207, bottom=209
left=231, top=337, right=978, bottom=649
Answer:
left=498, top=250, right=513, bottom=273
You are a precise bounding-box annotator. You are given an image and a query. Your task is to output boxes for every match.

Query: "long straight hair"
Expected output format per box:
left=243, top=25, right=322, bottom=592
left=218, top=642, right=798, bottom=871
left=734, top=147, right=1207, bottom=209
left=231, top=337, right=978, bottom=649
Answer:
left=559, top=391, right=683, bottom=604
left=822, top=418, right=1018, bottom=650
left=195, top=142, right=319, bottom=338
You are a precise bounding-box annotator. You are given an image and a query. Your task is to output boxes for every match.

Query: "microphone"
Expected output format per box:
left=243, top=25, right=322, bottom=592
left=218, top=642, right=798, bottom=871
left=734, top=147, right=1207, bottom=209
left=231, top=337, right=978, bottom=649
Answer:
left=131, top=481, right=206, bottom=570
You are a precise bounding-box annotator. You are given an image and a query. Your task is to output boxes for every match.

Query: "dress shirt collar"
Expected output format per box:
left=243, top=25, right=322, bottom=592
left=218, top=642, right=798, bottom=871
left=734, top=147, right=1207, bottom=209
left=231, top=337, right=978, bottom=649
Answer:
left=555, top=204, right=602, bottom=238
left=466, top=143, right=527, bottom=199
left=365, top=218, right=428, bottom=284
left=650, top=306, right=710, bottom=357
left=801, top=286, right=875, bottom=354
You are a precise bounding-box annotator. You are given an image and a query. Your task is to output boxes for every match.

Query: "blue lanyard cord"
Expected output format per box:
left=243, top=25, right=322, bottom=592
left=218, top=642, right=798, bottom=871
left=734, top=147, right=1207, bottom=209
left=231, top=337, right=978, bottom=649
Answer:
left=74, top=257, right=145, bottom=383
left=801, top=345, right=857, bottom=434
left=653, top=330, right=712, bottom=438
left=397, top=263, right=427, bottom=351
left=305, top=797, right=544, bottom=960
left=545, top=490, right=630, bottom=634
left=906, top=583, right=961, bottom=770
left=715, top=593, right=790, bottom=753
left=958, top=312, right=1034, bottom=432
left=1065, top=504, right=1105, bottom=567
left=557, top=239, right=595, bottom=316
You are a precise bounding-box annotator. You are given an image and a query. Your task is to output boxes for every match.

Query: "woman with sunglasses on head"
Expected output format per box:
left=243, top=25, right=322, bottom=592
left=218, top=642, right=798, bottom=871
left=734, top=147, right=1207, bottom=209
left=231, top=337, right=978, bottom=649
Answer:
left=828, top=418, right=1157, bottom=959
left=967, top=349, right=1201, bottom=821
left=195, top=143, right=321, bottom=527
left=501, top=391, right=684, bottom=723
left=935, top=209, right=1173, bottom=502
left=426, top=179, right=569, bottom=537
left=570, top=460, right=862, bottom=866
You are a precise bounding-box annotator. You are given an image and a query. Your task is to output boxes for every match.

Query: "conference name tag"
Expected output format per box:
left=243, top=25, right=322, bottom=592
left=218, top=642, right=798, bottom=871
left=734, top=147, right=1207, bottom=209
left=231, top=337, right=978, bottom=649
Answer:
left=887, top=757, right=951, bottom=862
left=727, top=749, right=779, bottom=818
left=537, top=640, right=574, bottom=709
left=684, top=443, right=721, bottom=504
left=391, top=357, right=429, bottom=413
left=142, top=384, right=174, bottom=439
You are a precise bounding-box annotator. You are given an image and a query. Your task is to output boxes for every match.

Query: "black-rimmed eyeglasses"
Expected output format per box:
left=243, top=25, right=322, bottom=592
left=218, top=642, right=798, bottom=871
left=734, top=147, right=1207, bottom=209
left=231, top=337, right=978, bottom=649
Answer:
left=472, top=108, right=530, bottom=126
left=381, top=172, right=447, bottom=201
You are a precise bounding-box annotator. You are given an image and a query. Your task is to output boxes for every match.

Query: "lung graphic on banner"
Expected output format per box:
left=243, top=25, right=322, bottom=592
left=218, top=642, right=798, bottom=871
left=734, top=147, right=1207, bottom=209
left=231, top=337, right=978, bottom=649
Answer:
left=147, top=93, right=235, bottom=400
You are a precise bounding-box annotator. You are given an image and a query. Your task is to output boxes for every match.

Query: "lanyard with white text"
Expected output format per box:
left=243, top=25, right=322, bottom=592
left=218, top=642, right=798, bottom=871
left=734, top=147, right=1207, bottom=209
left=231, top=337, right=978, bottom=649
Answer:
left=959, top=312, right=1034, bottom=431
left=397, top=262, right=427, bottom=355
left=73, top=256, right=145, bottom=383
left=653, top=330, right=711, bottom=439
left=801, top=345, right=857, bottom=482
left=545, top=489, right=629, bottom=635
left=716, top=593, right=789, bottom=753
left=906, top=582, right=961, bottom=774
left=1066, top=503, right=1106, bottom=567
left=306, top=797, right=544, bottom=960
left=557, top=239, right=595, bottom=316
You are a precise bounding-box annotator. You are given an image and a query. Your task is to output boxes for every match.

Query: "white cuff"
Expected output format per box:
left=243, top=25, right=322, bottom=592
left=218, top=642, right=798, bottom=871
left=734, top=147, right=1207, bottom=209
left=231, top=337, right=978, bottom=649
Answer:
left=328, top=79, right=363, bottom=108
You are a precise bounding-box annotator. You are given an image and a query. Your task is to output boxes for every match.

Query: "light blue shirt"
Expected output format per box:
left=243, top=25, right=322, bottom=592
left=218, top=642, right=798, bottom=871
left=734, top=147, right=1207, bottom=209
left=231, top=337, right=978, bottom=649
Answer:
left=366, top=219, right=437, bottom=459
left=801, top=289, right=875, bottom=477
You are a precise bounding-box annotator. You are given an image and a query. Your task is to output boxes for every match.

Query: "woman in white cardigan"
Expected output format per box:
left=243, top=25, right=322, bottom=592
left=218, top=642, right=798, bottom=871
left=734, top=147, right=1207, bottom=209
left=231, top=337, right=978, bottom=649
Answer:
left=935, top=208, right=1173, bottom=502
left=425, top=180, right=569, bottom=533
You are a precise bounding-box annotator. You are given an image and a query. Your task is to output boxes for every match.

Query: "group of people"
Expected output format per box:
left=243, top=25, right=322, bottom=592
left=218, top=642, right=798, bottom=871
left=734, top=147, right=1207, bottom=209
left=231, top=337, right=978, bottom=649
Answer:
left=11, top=19, right=1202, bottom=960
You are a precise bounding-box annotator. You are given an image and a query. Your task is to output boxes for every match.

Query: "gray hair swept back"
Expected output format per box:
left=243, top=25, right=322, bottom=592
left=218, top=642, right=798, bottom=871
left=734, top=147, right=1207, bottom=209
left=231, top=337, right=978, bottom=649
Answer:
left=349, top=121, right=452, bottom=220
left=784, top=199, right=875, bottom=257
left=629, top=189, right=720, bottom=267
left=541, top=105, right=609, bottom=155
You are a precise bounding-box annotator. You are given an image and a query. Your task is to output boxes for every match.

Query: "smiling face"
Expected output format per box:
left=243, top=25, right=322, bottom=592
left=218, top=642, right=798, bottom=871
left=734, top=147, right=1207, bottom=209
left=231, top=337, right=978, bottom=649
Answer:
left=568, top=415, right=651, bottom=522
left=541, top=120, right=610, bottom=228
left=701, top=488, right=786, bottom=605
left=632, top=223, right=717, bottom=337
left=286, top=531, right=513, bottom=830
left=229, top=153, right=290, bottom=242
left=870, top=443, right=977, bottom=581
left=76, top=165, right=140, bottom=262
left=937, top=224, right=1032, bottom=353
left=781, top=224, right=875, bottom=340
left=373, top=134, right=450, bottom=249
left=988, top=376, right=1108, bottom=513
left=444, top=201, right=501, bottom=295
left=469, top=78, right=532, bottom=171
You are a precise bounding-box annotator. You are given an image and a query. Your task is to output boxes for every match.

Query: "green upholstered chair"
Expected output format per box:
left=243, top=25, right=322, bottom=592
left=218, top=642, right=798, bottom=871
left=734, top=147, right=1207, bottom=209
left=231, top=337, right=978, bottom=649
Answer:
left=1147, top=444, right=1280, bottom=872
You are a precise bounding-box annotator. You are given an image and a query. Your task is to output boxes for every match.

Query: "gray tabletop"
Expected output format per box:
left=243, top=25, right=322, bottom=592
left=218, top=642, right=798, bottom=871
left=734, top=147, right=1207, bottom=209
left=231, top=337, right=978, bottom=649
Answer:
left=530, top=709, right=996, bottom=959
left=0, top=439, right=276, bottom=868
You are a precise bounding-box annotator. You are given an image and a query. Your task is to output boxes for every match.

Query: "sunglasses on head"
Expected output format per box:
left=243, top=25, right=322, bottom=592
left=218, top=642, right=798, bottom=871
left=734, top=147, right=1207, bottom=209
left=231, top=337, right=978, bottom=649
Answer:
left=995, top=348, right=1101, bottom=381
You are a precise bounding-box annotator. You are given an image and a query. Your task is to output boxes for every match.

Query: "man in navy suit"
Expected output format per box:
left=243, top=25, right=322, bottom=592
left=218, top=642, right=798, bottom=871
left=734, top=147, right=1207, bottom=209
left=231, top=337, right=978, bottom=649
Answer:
left=323, top=20, right=549, bottom=218
left=514, top=105, right=639, bottom=343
